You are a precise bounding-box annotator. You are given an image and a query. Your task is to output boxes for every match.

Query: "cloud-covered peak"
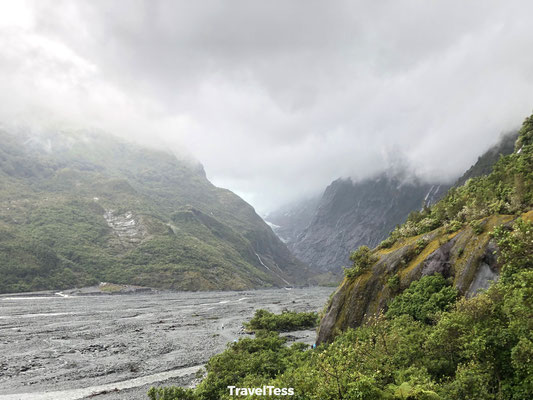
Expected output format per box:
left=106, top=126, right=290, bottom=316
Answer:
left=1, top=0, right=533, bottom=212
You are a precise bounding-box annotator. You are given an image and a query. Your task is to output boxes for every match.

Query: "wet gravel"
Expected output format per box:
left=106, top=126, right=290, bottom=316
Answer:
left=0, top=287, right=332, bottom=399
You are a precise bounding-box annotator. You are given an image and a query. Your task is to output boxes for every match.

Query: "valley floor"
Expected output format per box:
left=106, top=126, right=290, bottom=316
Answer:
left=0, top=287, right=332, bottom=400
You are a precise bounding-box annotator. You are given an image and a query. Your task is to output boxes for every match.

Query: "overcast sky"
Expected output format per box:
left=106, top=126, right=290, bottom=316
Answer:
left=1, top=0, right=533, bottom=213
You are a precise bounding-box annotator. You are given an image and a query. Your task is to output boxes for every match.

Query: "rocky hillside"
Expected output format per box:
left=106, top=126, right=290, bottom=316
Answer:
left=268, top=133, right=518, bottom=282
left=0, top=129, right=309, bottom=293
left=318, top=114, right=533, bottom=344
left=268, top=176, right=449, bottom=280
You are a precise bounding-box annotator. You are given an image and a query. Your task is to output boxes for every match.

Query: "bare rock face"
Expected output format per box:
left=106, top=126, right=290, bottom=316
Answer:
left=317, top=214, right=515, bottom=344
left=269, top=175, right=449, bottom=277
left=104, top=210, right=147, bottom=247
left=466, top=240, right=500, bottom=298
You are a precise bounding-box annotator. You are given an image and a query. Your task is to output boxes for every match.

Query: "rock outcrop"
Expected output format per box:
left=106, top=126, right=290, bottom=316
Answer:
left=317, top=213, right=525, bottom=344
left=104, top=210, right=148, bottom=247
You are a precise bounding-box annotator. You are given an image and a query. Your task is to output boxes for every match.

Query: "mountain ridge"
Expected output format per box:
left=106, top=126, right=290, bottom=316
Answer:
left=267, top=132, right=519, bottom=282
left=0, top=129, right=309, bottom=293
left=268, top=174, right=450, bottom=280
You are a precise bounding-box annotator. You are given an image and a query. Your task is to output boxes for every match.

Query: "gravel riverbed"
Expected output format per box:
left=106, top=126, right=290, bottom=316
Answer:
left=0, top=287, right=332, bottom=399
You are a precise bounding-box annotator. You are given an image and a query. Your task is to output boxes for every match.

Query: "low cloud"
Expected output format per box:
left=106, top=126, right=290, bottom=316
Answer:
left=1, top=0, right=533, bottom=212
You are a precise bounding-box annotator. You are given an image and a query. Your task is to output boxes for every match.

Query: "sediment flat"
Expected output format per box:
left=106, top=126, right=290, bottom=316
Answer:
left=0, top=287, right=332, bottom=400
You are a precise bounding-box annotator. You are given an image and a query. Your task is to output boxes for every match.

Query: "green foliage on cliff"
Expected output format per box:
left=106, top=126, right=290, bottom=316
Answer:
left=492, top=217, right=533, bottom=282
left=455, top=130, right=518, bottom=187
left=344, top=245, right=378, bottom=278
left=151, top=218, right=533, bottom=400
left=244, top=309, right=319, bottom=332
left=386, top=274, right=458, bottom=324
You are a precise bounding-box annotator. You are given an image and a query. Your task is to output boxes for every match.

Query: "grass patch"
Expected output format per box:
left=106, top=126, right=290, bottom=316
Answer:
left=99, top=283, right=124, bottom=293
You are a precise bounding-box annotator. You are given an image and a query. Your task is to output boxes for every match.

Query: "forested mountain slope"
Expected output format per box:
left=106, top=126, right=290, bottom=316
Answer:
left=0, top=129, right=309, bottom=293
left=455, top=130, right=518, bottom=187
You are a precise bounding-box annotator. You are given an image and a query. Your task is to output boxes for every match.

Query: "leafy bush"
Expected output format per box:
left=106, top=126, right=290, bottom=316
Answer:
left=414, top=238, right=429, bottom=255
left=378, top=234, right=398, bottom=249
left=445, top=220, right=463, bottom=233
left=386, top=274, right=458, bottom=324
left=344, top=246, right=378, bottom=278
left=470, top=219, right=484, bottom=235
left=387, top=273, right=401, bottom=293
left=492, top=218, right=533, bottom=283
left=244, top=309, right=319, bottom=332
left=194, top=331, right=307, bottom=400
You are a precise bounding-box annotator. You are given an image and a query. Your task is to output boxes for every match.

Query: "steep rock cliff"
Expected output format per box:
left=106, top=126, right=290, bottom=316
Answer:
left=269, top=176, right=448, bottom=278
left=317, top=211, right=533, bottom=344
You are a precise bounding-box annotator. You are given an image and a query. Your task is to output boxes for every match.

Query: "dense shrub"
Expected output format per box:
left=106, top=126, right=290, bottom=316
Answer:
left=148, top=387, right=197, bottom=400
left=244, top=309, right=319, bottom=332
left=387, top=273, right=401, bottom=293
left=195, top=331, right=307, bottom=400
left=414, top=238, right=429, bottom=255
left=492, top=218, right=533, bottom=282
left=344, top=245, right=378, bottom=278
left=377, top=234, right=397, bottom=249
left=386, top=274, right=458, bottom=324
left=470, top=219, right=484, bottom=235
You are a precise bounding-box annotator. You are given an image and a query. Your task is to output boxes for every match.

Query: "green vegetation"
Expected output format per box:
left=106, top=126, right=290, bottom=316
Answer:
left=148, top=113, right=533, bottom=399
left=98, top=283, right=125, bottom=293
left=244, top=309, right=319, bottom=332
left=344, top=245, right=378, bottom=278
left=492, top=217, right=533, bottom=283
left=149, top=331, right=308, bottom=400
left=0, top=130, right=305, bottom=293
left=149, top=218, right=533, bottom=400
left=470, top=219, right=484, bottom=235
left=414, top=238, right=429, bottom=255
left=386, top=274, right=458, bottom=324
left=148, top=387, right=197, bottom=400
left=455, top=131, right=518, bottom=187
left=386, top=273, right=401, bottom=293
